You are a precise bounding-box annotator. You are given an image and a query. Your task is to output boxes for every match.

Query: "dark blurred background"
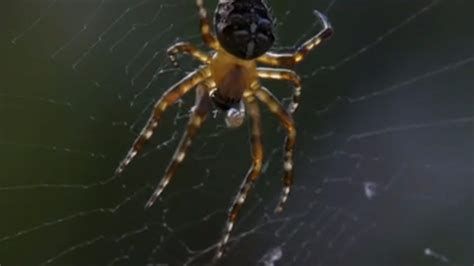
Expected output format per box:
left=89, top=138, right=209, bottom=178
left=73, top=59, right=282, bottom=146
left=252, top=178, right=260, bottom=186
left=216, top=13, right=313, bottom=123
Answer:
left=0, top=0, right=472, bottom=265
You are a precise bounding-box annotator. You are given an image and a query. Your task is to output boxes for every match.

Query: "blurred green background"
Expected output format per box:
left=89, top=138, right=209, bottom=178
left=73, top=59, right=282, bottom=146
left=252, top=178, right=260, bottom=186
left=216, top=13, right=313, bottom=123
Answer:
left=1, top=0, right=472, bottom=265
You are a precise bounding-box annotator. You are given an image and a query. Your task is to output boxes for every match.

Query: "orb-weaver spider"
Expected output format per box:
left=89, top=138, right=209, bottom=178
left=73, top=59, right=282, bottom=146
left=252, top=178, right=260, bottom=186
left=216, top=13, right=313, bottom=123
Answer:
left=114, top=0, right=333, bottom=259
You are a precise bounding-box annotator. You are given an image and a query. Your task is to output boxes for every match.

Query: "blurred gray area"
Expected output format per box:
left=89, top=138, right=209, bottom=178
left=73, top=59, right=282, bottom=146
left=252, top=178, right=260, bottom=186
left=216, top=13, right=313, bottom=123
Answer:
left=0, top=0, right=472, bottom=265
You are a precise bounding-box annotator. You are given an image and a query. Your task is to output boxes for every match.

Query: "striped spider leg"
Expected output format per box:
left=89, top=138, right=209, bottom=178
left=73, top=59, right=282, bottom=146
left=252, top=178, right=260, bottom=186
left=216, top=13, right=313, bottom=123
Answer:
left=145, top=82, right=215, bottom=208
left=254, top=86, right=297, bottom=213
left=215, top=84, right=297, bottom=259
left=257, top=10, right=333, bottom=67
left=257, top=67, right=302, bottom=114
left=215, top=92, right=264, bottom=260
left=196, top=0, right=219, bottom=49
left=114, top=66, right=211, bottom=177
left=167, top=42, right=211, bottom=68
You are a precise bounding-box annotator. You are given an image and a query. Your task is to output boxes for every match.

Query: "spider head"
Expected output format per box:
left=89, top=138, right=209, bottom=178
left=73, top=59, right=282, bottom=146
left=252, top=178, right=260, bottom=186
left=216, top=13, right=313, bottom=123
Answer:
left=214, top=0, right=275, bottom=60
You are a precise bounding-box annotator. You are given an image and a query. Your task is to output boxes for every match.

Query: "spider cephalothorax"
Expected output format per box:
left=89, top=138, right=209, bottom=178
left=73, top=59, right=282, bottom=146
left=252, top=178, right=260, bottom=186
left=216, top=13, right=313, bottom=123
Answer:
left=114, top=0, right=333, bottom=261
left=214, top=0, right=275, bottom=60
left=209, top=48, right=257, bottom=127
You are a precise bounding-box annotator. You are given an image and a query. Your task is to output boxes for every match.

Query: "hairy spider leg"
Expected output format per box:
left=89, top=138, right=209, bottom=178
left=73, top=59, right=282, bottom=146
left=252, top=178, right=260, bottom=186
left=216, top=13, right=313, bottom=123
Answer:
left=167, top=42, right=211, bottom=67
left=255, top=86, right=296, bottom=213
left=145, top=84, right=213, bottom=208
left=114, top=67, right=211, bottom=176
left=257, top=68, right=302, bottom=114
left=215, top=94, right=264, bottom=260
left=196, top=0, right=219, bottom=50
left=257, top=10, right=333, bottom=67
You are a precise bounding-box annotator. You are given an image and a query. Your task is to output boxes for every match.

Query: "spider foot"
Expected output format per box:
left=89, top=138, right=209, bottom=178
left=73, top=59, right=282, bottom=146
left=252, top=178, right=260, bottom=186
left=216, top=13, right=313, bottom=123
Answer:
left=114, top=149, right=138, bottom=175
left=274, top=186, right=291, bottom=213
left=287, top=102, right=299, bottom=115
left=144, top=181, right=167, bottom=209
left=213, top=245, right=225, bottom=262
left=313, top=10, right=334, bottom=39
left=168, top=55, right=180, bottom=68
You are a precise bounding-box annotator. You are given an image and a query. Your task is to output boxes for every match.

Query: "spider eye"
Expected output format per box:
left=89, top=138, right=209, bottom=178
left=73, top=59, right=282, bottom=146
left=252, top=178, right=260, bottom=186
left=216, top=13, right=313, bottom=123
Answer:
left=214, top=0, right=275, bottom=60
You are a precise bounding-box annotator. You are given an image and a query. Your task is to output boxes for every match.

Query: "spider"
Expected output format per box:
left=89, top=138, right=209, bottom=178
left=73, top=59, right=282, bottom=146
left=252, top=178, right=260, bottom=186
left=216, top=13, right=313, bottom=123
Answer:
left=114, top=0, right=333, bottom=260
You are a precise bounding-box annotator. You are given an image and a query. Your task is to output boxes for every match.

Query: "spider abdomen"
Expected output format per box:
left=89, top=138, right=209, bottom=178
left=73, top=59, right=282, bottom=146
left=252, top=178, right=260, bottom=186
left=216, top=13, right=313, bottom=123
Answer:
left=214, top=0, right=275, bottom=60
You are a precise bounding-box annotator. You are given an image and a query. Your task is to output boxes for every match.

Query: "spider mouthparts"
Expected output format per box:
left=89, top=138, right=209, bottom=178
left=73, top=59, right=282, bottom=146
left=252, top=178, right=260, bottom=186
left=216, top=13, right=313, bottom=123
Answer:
left=225, top=107, right=245, bottom=128
left=274, top=205, right=283, bottom=213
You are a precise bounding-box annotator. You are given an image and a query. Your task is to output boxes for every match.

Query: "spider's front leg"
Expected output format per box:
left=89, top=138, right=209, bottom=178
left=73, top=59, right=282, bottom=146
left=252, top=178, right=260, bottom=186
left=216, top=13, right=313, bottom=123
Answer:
left=255, top=86, right=296, bottom=213
left=167, top=42, right=211, bottom=67
left=258, top=10, right=333, bottom=67
left=215, top=95, right=263, bottom=260
left=145, top=84, right=213, bottom=208
left=196, top=0, right=219, bottom=50
left=114, top=67, right=211, bottom=175
left=257, top=68, right=302, bottom=114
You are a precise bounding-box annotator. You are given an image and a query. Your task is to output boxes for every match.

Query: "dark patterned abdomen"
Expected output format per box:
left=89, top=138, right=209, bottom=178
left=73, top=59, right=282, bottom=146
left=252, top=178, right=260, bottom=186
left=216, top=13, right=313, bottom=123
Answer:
left=214, top=0, right=275, bottom=60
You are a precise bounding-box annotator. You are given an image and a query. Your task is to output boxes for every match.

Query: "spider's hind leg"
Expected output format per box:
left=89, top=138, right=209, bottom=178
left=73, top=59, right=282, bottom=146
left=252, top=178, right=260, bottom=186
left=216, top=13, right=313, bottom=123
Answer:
left=145, top=84, right=213, bottom=208
left=255, top=86, right=296, bottom=213
left=215, top=95, right=263, bottom=260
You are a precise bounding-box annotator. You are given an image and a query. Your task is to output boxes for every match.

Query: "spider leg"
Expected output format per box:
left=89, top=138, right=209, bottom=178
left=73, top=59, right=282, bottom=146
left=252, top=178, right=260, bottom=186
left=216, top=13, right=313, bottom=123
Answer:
left=145, top=84, right=213, bottom=208
left=255, top=86, right=296, bottom=213
left=114, top=67, right=211, bottom=176
left=257, top=67, right=302, bottom=114
left=215, top=94, right=263, bottom=260
left=167, top=42, right=211, bottom=67
left=196, top=0, right=219, bottom=50
left=257, top=10, right=333, bottom=67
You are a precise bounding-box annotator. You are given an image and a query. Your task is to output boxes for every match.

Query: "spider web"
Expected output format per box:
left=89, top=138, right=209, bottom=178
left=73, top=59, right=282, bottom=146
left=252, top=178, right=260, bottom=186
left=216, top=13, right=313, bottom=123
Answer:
left=1, top=0, right=473, bottom=265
